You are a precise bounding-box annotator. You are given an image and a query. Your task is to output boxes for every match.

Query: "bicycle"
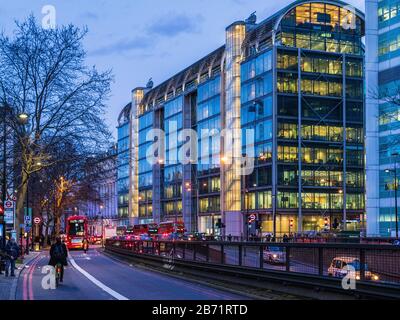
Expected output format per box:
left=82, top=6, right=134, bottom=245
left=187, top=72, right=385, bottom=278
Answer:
left=55, top=262, right=63, bottom=287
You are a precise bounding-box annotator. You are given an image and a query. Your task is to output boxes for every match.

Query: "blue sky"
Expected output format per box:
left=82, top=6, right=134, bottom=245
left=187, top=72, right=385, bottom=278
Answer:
left=0, top=0, right=365, bottom=138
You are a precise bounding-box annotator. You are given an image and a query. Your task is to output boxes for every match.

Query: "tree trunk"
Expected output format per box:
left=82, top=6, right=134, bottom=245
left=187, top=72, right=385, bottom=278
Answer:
left=15, top=171, right=28, bottom=241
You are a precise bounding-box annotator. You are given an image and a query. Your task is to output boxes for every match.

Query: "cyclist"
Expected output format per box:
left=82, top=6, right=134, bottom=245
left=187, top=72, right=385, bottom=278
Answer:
left=49, top=237, right=68, bottom=283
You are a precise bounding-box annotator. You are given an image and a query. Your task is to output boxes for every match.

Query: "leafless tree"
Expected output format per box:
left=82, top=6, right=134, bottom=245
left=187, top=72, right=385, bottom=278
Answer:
left=0, top=15, right=113, bottom=237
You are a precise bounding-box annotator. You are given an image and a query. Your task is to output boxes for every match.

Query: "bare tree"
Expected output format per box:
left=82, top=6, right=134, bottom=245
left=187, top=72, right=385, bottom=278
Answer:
left=0, top=15, right=113, bottom=237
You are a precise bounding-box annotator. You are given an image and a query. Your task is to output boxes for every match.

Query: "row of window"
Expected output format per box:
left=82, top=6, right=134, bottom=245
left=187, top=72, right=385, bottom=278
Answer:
left=139, top=204, right=153, bottom=218
left=163, top=200, right=183, bottom=216
left=281, top=31, right=362, bottom=55
left=197, top=77, right=221, bottom=103
left=139, top=112, right=153, bottom=131
left=379, top=29, right=400, bottom=58
left=241, top=73, right=273, bottom=104
left=199, top=197, right=220, bottom=213
left=282, top=3, right=362, bottom=33
left=164, top=96, right=183, bottom=119
left=278, top=96, right=363, bottom=122
left=279, top=168, right=364, bottom=188
left=378, top=2, right=400, bottom=23
left=241, top=50, right=273, bottom=82
left=241, top=96, right=272, bottom=126
left=278, top=53, right=363, bottom=78
left=278, top=75, right=363, bottom=98
left=277, top=191, right=364, bottom=210
left=197, top=96, right=220, bottom=122
left=277, top=145, right=364, bottom=166
left=278, top=123, right=363, bottom=144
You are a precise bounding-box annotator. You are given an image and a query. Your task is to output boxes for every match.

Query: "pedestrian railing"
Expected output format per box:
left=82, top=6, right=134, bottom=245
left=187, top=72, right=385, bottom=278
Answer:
left=105, top=239, right=400, bottom=287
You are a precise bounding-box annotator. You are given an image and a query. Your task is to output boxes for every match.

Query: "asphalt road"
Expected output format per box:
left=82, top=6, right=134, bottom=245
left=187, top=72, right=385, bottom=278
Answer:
left=15, top=248, right=247, bottom=300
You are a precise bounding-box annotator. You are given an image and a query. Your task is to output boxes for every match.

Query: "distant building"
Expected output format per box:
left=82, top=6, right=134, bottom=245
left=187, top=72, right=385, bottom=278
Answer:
left=366, top=0, right=400, bottom=237
left=81, top=146, right=118, bottom=235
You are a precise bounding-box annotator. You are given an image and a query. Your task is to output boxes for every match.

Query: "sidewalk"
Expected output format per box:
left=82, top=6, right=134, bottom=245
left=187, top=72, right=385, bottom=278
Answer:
left=0, top=251, right=40, bottom=300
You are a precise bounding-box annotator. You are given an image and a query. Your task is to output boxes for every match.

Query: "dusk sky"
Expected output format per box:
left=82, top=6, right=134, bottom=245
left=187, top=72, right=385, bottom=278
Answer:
left=0, top=0, right=365, bottom=138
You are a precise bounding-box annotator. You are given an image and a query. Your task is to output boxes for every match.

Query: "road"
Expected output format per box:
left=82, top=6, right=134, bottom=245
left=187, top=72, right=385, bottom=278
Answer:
left=15, top=248, right=247, bottom=300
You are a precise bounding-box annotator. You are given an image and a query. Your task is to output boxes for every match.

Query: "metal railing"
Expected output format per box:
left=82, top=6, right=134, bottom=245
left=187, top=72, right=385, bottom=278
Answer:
left=105, top=239, right=400, bottom=287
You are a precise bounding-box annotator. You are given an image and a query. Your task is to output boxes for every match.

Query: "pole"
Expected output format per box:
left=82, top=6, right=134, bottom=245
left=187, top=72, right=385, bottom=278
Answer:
left=25, top=177, right=29, bottom=254
left=2, top=105, right=7, bottom=248
left=395, top=162, right=399, bottom=239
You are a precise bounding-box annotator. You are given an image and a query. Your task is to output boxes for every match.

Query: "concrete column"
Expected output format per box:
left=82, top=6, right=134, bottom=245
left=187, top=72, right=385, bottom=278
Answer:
left=223, top=21, right=246, bottom=237
left=365, top=0, right=380, bottom=236
left=130, top=88, right=145, bottom=226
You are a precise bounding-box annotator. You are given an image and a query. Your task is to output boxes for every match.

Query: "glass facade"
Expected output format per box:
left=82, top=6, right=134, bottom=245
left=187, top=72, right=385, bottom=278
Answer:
left=127, top=0, right=365, bottom=236
left=371, top=0, right=400, bottom=236
left=117, top=107, right=131, bottom=221
left=138, top=111, right=153, bottom=220
left=162, top=96, right=184, bottom=218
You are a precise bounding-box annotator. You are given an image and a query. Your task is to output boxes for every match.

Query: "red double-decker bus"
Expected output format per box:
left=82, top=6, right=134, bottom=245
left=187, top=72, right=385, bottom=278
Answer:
left=66, top=216, right=88, bottom=249
left=158, top=221, right=185, bottom=239
left=126, top=224, right=159, bottom=239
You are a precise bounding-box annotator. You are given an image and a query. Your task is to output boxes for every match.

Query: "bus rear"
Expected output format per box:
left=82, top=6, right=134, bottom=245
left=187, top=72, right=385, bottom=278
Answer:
left=66, top=216, right=88, bottom=249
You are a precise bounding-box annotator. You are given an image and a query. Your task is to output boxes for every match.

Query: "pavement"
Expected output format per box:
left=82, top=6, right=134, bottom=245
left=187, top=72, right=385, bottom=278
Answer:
left=14, top=247, right=247, bottom=300
left=0, top=251, right=40, bottom=300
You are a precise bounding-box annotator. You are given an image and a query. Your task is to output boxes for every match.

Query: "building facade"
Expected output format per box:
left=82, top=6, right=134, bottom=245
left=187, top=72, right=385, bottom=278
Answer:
left=117, top=103, right=132, bottom=226
left=366, top=0, right=400, bottom=237
left=80, top=147, right=119, bottom=235
left=126, top=0, right=366, bottom=237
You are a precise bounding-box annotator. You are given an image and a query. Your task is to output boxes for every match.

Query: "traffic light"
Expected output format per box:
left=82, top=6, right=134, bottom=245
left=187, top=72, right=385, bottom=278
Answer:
left=324, top=218, right=329, bottom=229
left=290, top=219, right=294, bottom=229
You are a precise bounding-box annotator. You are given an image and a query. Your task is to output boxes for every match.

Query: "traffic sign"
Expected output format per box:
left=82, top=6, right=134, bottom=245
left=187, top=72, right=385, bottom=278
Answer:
left=24, top=215, right=32, bottom=226
left=33, top=217, right=42, bottom=225
left=4, top=201, right=13, bottom=209
left=248, top=214, right=256, bottom=223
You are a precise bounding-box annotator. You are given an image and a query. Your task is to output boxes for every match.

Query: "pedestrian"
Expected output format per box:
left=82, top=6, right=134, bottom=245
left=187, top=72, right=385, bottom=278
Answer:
left=227, top=234, right=232, bottom=242
left=5, top=238, right=20, bottom=277
left=82, top=238, right=89, bottom=254
left=283, top=234, right=289, bottom=243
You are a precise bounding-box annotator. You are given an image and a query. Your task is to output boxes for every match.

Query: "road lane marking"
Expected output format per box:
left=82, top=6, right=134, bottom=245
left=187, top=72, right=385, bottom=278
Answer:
left=69, top=257, right=129, bottom=300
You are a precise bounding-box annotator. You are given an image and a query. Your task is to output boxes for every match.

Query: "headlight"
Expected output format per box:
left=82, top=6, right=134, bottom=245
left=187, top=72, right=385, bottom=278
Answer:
left=373, top=275, right=379, bottom=281
left=273, top=254, right=278, bottom=259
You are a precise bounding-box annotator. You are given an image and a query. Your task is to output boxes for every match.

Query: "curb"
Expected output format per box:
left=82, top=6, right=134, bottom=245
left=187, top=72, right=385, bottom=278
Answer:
left=9, top=252, right=41, bottom=300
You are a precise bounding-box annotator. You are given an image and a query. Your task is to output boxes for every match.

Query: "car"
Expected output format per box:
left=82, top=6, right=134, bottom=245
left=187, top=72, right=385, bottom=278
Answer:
left=182, top=232, right=207, bottom=241
left=328, top=257, right=380, bottom=281
left=90, top=235, right=103, bottom=245
left=263, top=246, right=286, bottom=264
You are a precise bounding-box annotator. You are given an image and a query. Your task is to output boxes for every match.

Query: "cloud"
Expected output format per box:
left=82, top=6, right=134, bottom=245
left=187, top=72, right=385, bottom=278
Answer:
left=146, top=13, right=204, bottom=37
left=89, top=36, right=153, bottom=57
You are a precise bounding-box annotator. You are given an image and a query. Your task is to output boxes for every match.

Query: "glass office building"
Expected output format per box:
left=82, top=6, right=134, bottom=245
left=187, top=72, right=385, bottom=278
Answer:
left=366, top=0, right=400, bottom=237
left=116, top=103, right=132, bottom=226
left=127, top=0, right=365, bottom=237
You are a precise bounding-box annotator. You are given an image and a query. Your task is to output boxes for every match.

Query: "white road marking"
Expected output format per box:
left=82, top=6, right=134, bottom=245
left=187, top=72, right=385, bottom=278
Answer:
left=69, top=257, right=129, bottom=300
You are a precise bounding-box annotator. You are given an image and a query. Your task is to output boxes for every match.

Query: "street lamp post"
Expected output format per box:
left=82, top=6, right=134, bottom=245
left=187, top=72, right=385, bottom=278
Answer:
left=1, top=104, right=10, bottom=249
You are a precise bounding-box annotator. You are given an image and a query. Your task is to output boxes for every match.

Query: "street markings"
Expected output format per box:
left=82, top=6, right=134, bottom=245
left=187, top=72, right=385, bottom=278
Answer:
left=68, top=257, right=129, bottom=300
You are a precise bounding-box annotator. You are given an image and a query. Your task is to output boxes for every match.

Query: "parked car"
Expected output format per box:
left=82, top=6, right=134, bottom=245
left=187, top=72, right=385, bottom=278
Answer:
left=263, top=246, right=286, bottom=264
left=328, top=257, right=380, bottom=281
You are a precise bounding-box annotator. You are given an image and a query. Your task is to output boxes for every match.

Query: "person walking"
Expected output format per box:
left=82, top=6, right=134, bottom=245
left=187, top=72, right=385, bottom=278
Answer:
left=82, top=238, right=89, bottom=254
left=5, top=238, right=20, bottom=277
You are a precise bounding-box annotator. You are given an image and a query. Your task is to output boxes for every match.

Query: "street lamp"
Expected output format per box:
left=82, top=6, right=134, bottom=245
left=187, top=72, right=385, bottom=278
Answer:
left=385, top=152, right=399, bottom=239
